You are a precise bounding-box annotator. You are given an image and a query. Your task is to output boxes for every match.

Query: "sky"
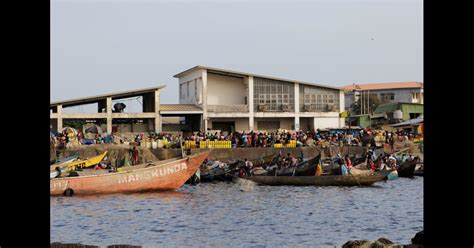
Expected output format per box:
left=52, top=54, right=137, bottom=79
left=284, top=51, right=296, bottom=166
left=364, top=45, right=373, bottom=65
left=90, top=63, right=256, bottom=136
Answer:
left=51, top=0, right=423, bottom=105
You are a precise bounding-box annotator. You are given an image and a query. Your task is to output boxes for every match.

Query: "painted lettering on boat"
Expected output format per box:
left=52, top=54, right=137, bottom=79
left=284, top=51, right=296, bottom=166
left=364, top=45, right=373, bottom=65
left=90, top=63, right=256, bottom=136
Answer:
left=118, top=162, right=188, bottom=184
left=50, top=180, right=68, bottom=191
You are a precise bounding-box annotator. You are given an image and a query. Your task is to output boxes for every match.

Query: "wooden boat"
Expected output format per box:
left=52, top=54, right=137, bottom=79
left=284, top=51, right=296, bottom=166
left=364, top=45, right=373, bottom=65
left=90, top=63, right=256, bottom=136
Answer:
left=51, top=154, right=78, bottom=166
left=413, top=164, right=423, bottom=177
left=50, top=151, right=209, bottom=196
left=50, top=151, right=108, bottom=171
left=242, top=170, right=391, bottom=186
left=294, top=154, right=322, bottom=176
left=397, top=160, right=417, bottom=178
left=264, top=154, right=322, bottom=176
left=253, top=154, right=275, bottom=167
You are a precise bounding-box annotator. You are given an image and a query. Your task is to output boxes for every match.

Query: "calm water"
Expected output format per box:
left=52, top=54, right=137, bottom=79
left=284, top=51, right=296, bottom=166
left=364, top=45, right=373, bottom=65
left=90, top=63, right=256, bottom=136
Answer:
left=51, top=177, right=423, bottom=247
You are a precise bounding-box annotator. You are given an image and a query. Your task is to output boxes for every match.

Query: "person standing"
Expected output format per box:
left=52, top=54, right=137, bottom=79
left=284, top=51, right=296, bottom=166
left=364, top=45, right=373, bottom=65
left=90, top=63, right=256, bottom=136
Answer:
left=132, top=146, right=139, bottom=165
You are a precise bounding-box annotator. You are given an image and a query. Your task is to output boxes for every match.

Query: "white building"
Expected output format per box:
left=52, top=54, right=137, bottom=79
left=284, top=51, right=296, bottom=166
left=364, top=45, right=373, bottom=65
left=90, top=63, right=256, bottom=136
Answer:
left=174, top=65, right=345, bottom=132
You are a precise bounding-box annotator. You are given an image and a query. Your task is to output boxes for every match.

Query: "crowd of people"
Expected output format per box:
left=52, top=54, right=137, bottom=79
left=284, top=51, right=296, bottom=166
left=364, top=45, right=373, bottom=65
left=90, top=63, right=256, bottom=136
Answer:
left=51, top=126, right=422, bottom=150
left=51, top=130, right=115, bottom=149
left=181, top=128, right=421, bottom=149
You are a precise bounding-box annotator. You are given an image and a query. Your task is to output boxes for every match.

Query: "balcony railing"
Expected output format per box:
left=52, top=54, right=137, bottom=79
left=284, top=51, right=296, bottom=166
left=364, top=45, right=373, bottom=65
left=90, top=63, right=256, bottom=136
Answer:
left=207, top=104, right=249, bottom=112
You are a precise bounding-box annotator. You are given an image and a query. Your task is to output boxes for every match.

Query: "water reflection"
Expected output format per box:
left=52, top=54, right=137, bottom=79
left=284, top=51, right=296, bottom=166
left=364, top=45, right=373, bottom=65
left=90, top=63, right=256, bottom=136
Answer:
left=51, top=177, right=423, bottom=247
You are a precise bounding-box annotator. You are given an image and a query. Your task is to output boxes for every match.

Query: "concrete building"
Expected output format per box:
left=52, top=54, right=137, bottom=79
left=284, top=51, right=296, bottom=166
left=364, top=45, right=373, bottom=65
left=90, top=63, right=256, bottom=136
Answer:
left=342, top=82, right=423, bottom=114
left=174, top=65, right=345, bottom=132
left=50, top=86, right=165, bottom=134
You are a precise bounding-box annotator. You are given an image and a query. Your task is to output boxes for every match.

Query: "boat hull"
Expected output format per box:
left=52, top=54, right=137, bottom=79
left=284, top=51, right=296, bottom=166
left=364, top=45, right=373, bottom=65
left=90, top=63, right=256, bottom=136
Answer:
left=397, top=160, right=417, bottom=178
left=242, top=172, right=387, bottom=186
left=50, top=152, right=209, bottom=196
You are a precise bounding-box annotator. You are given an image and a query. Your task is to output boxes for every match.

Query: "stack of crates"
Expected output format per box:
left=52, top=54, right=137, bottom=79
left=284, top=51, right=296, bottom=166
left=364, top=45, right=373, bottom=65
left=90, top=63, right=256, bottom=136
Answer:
left=199, top=140, right=231, bottom=148
left=285, top=140, right=297, bottom=148
left=184, top=140, right=197, bottom=149
left=274, top=143, right=284, bottom=148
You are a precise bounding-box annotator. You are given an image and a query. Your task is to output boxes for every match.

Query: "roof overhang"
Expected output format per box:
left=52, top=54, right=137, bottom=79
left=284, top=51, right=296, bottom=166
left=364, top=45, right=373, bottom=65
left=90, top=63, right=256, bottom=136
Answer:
left=51, top=86, right=166, bottom=108
left=174, top=65, right=342, bottom=91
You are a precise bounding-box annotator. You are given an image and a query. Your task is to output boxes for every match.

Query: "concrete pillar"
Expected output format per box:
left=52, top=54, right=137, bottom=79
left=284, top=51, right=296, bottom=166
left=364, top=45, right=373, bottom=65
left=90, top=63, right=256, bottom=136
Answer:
left=154, top=89, right=161, bottom=132
left=294, top=83, right=300, bottom=113
left=202, top=69, right=208, bottom=131
left=294, top=83, right=300, bottom=130
left=248, top=76, right=254, bottom=131
left=339, top=90, right=345, bottom=128
left=294, top=116, right=300, bottom=131
left=107, top=97, right=112, bottom=134
left=313, top=117, right=318, bottom=131
left=57, top=105, right=63, bottom=133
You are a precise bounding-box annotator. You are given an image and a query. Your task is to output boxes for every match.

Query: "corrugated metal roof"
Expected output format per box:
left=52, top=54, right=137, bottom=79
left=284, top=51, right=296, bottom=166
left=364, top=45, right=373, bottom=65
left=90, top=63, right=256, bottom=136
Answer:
left=51, top=86, right=166, bottom=107
left=391, top=117, right=424, bottom=127
left=342, top=82, right=423, bottom=91
left=374, top=102, right=400, bottom=113
left=160, top=104, right=202, bottom=112
left=174, top=65, right=342, bottom=91
left=374, top=102, right=423, bottom=114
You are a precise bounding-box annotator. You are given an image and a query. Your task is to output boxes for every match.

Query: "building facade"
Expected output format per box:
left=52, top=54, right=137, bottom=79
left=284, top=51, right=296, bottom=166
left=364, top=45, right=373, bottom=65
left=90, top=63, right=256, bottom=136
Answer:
left=343, top=82, right=423, bottom=114
left=174, top=66, right=345, bottom=132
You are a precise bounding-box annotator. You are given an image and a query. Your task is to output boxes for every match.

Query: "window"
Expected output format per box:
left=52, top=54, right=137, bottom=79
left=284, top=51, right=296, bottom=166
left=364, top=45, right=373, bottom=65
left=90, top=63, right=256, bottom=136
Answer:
left=317, top=95, right=322, bottom=103
left=271, top=95, right=277, bottom=104
left=180, top=84, right=185, bottom=99
left=328, top=94, right=334, bottom=104
left=186, top=82, right=190, bottom=97
left=323, top=95, right=328, bottom=103
left=253, top=77, right=294, bottom=111
left=311, top=94, right=316, bottom=104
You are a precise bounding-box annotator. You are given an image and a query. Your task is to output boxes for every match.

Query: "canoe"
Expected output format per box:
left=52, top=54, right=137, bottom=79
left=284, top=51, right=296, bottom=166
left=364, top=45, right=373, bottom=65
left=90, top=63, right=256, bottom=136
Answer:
left=51, top=154, right=78, bottom=166
left=242, top=171, right=390, bottom=186
left=413, top=164, right=423, bottom=177
left=50, top=151, right=209, bottom=196
left=397, top=160, right=417, bottom=178
left=413, top=169, right=423, bottom=177
left=253, top=154, right=275, bottom=167
left=50, top=151, right=108, bottom=172
left=293, top=154, right=322, bottom=176
left=265, top=154, right=322, bottom=176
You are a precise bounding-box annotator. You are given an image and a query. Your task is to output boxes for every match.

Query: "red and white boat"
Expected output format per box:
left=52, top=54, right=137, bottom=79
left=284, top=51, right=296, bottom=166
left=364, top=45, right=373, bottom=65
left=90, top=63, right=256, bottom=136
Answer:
left=50, top=151, right=209, bottom=196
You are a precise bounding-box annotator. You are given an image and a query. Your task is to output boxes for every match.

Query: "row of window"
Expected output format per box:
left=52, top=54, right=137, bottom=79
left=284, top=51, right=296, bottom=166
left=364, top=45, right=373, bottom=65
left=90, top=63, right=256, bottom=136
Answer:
left=302, top=94, right=335, bottom=104
left=258, top=94, right=290, bottom=104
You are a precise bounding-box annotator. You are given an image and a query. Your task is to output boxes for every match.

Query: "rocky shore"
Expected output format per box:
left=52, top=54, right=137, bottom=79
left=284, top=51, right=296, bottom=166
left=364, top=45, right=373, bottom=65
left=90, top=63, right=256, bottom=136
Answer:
left=50, top=231, right=423, bottom=248
left=342, top=230, right=423, bottom=248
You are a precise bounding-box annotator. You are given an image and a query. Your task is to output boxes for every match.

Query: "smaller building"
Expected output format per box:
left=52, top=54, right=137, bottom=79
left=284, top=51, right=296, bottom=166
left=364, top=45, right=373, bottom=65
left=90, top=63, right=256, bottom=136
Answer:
left=390, top=115, right=423, bottom=134
left=347, top=102, right=423, bottom=129
left=373, top=102, right=423, bottom=122
left=343, top=82, right=423, bottom=114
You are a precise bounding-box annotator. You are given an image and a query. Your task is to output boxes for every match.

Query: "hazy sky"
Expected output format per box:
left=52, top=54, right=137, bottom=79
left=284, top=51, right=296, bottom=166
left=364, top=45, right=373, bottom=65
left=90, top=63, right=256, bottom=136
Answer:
left=51, top=0, right=423, bottom=104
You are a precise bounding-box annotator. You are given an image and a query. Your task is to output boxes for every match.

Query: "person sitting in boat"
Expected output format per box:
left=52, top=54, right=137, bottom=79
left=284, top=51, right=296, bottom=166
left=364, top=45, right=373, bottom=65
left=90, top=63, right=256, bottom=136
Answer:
left=387, top=156, right=397, bottom=169
left=284, top=153, right=294, bottom=168
left=244, top=158, right=253, bottom=171
left=344, top=155, right=352, bottom=169
left=54, top=166, right=61, bottom=178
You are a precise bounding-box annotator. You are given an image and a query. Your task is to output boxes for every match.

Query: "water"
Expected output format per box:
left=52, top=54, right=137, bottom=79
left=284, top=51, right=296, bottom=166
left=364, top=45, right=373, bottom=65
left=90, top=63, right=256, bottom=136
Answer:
left=51, top=177, right=423, bottom=247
